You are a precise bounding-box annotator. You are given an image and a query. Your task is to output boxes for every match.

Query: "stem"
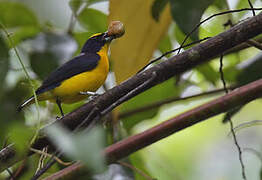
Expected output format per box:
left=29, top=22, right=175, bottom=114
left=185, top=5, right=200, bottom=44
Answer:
left=219, top=54, right=246, bottom=180
left=0, top=23, right=41, bottom=144
left=119, top=86, right=236, bottom=119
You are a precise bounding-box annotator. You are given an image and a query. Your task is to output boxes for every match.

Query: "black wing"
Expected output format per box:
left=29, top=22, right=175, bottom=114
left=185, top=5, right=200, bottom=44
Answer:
left=36, top=53, right=100, bottom=94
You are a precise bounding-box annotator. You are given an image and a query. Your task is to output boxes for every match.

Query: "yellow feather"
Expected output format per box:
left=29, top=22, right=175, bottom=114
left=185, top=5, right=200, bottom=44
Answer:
left=40, top=44, right=109, bottom=104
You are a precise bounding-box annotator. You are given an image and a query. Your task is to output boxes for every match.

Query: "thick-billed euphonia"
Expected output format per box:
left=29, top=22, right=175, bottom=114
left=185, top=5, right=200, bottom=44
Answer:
left=18, top=21, right=125, bottom=116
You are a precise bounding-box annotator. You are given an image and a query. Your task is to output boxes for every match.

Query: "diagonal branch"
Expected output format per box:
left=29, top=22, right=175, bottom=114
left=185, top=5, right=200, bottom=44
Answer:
left=1, top=12, right=262, bottom=172
left=119, top=85, right=237, bottom=118
left=55, top=12, right=262, bottom=130
left=44, top=77, right=262, bottom=179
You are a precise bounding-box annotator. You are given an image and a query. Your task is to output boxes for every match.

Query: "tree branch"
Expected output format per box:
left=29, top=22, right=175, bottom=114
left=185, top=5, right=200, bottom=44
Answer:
left=119, top=86, right=236, bottom=118
left=1, top=12, right=262, bottom=172
left=44, top=77, right=262, bottom=178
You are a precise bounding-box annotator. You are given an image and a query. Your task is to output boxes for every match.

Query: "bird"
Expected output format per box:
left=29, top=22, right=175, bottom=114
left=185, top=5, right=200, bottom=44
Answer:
left=18, top=21, right=125, bottom=116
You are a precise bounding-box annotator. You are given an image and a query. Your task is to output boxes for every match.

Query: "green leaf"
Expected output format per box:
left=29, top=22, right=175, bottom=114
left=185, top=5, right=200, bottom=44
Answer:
left=222, top=53, right=262, bottom=122
left=212, top=0, right=227, bottom=9
left=73, top=31, right=93, bottom=54
left=173, top=24, right=193, bottom=48
left=130, top=153, right=153, bottom=180
left=29, top=32, right=77, bottom=80
left=169, top=0, right=215, bottom=40
left=151, top=0, right=169, bottom=21
left=69, top=0, right=107, bottom=14
left=77, top=8, right=107, bottom=33
left=199, top=5, right=226, bottom=39
left=237, top=52, right=262, bottom=86
left=8, top=123, right=34, bottom=156
left=196, top=64, right=218, bottom=85
left=0, top=1, right=38, bottom=28
left=158, top=35, right=172, bottom=57
left=121, top=78, right=182, bottom=131
left=46, top=125, right=106, bottom=173
left=0, top=79, right=30, bottom=142
left=30, top=51, right=60, bottom=80
left=0, top=34, right=9, bottom=94
left=10, top=26, right=41, bottom=46
left=235, top=0, right=257, bottom=20
left=260, top=167, right=262, bottom=180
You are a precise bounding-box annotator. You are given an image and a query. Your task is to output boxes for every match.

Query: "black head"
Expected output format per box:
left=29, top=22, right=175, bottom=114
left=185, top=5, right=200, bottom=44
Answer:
left=81, top=33, right=114, bottom=53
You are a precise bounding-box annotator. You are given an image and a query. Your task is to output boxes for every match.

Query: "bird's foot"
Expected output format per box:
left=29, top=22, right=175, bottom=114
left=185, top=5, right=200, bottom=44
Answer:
left=80, top=91, right=100, bottom=100
left=79, top=91, right=99, bottom=96
left=56, top=116, right=62, bottom=120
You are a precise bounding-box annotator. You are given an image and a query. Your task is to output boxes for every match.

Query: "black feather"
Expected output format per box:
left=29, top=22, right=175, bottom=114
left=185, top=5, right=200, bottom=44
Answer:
left=81, top=33, right=106, bottom=53
left=36, top=53, right=100, bottom=94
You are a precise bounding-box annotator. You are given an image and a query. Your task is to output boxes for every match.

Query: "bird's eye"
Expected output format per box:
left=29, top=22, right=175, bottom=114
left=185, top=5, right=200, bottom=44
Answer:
left=104, top=36, right=111, bottom=41
left=103, top=33, right=113, bottom=42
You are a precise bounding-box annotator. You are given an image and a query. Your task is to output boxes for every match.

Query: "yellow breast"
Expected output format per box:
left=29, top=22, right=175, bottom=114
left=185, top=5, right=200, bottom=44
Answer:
left=49, top=45, right=109, bottom=104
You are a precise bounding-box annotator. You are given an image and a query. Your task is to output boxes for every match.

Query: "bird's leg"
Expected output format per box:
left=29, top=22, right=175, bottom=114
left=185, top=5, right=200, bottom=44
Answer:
left=100, top=72, right=157, bottom=116
left=79, top=91, right=99, bottom=96
left=56, top=99, right=64, bottom=117
left=80, top=91, right=100, bottom=100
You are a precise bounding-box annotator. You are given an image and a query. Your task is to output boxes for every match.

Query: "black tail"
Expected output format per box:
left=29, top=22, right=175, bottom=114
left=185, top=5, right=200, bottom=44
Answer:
left=17, top=96, right=34, bottom=112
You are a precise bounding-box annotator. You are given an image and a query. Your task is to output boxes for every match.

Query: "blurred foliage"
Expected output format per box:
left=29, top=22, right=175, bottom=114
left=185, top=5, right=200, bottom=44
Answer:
left=0, top=79, right=30, bottom=142
left=46, top=125, right=106, bottom=173
left=169, top=0, right=215, bottom=40
left=69, top=0, right=107, bottom=14
left=152, top=0, right=215, bottom=40
left=151, top=0, right=169, bottom=21
left=158, top=34, right=172, bottom=57
left=8, top=123, right=34, bottom=156
left=0, top=34, right=9, bottom=95
left=223, top=52, right=262, bottom=121
left=0, top=1, right=38, bottom=28
left=0, top=0, right=262, bottom=179
left=121, top=78, right=185, bottom=131
left=78, top=8, right=107, bottom=33
left=29, top=32, right=77, bottom=80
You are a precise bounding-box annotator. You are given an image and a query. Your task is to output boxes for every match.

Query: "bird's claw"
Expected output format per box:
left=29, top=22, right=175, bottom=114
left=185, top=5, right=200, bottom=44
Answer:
left=79, top=91, right=99, bottom=96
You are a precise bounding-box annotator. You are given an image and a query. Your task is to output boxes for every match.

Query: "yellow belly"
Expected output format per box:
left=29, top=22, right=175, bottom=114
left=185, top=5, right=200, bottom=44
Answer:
left=41, top=47, right=109, bottom=104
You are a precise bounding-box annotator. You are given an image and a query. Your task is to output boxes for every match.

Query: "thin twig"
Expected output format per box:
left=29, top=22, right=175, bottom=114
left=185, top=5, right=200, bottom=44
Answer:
left=118, top=161, right=154, bottom=180
left=245, top=39, right=262, bottom=50
left=30, top=148, right=72, bottom=166
left=43, top=77, right=262, bottom=177
left=67, top=2, right=88, bottom=34
left=243, top=148, right=262, bottom=162
left=35, top=147, right=48, bottom=175
left=138, top=37, right=210, bottom=73
left=101, top=72, right=157, bottom=116
left=1, top=11, right=262, bottom=172
left=247, top=0, right=256, bottom=16
left=227, top=120, right=262, bottom=136
left=31, top=106, right=100, bottom=180
left=6, top=168, right=15, bottom=180
left=219, top=54, right=247, bottom=180
left=0, top=23, right=41, bottom=144
left=119, top=86, right=237, bottom=119
left=177, top=8, right=262, bottom=55
left=32, top=73, right=158, bottom=179
left=67, top=13, right=76, bottom=35
left=13, top=160, right=27, bottom=180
